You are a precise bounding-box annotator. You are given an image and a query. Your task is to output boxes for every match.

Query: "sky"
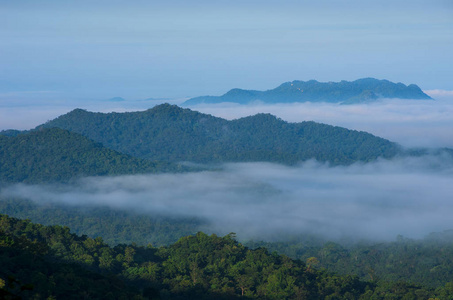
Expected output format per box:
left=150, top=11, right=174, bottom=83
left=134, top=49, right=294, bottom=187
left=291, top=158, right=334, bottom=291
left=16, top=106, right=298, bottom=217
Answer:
left=1, top=0, right=452, bottom=102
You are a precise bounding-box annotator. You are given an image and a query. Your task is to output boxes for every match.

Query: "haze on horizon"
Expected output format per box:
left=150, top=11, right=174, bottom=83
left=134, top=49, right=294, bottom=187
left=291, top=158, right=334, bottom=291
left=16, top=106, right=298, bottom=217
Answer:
left=0, top=0, right=452, bottom=102
left=2, top=93, right=453, bottom=149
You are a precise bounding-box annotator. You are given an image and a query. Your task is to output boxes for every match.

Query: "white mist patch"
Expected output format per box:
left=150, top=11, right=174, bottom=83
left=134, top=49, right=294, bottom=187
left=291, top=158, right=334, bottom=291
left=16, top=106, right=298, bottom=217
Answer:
left=2, top=155, right=453, bottom=242
left=187, top=97, right=453, bottom=148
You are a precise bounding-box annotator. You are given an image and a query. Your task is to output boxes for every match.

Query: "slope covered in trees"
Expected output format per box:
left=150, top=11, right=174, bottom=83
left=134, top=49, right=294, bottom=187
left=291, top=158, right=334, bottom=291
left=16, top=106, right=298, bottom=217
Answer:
left=35, top=104, right=400, bottom=165
left=2, top=214, right=452, bottom=299
left=184, top=78, right=432, bottom=105
left=246, top=232, right=453, bottom=289
left=0, top=197, right=205, bottom=246
left=3, top=197, right=453, bottom=295
left=0, top=127, right=180, bottom=183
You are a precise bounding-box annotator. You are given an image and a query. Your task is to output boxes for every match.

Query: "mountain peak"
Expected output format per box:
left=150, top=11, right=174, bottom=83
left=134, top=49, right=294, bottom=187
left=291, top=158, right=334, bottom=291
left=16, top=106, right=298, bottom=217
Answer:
left=36, top=104, right=399, bottom=165
left=183, top=78, right=432, bottom=105
left=148, top=103, right=191, bottom=115
left=106, top=97, right=125, bottom=102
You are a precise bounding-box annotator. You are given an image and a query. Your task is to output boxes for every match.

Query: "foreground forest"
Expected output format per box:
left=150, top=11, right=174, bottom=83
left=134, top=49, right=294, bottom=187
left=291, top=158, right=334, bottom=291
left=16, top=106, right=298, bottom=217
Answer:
left=2, top=214, right=453, bottom=299
left=2, top=197, right=453, bottom=297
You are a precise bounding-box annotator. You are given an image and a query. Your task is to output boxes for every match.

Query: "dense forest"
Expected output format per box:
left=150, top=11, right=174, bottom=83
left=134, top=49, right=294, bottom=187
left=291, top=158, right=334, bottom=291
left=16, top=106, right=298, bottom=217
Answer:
left=2, top=214, right=453, bottom=299
left=0, top=128, right=185, bottom=183
left=184, top=78, right=431, bottom=105
left=246, top=232, right=453, bottom=289
left=0, top=197, right=205, bottom=246
left=32, top=104, right=400, bottom=165
left=2, top=196, right=453, bottom=294
left=1, top=104, right=452, bottom=298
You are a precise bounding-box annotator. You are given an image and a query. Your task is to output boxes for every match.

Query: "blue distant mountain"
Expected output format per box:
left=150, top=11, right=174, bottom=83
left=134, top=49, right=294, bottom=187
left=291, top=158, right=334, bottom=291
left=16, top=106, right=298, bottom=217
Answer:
left=106, top=97, right=126, bottom=102
left=183, top=78, right=432, bottom=105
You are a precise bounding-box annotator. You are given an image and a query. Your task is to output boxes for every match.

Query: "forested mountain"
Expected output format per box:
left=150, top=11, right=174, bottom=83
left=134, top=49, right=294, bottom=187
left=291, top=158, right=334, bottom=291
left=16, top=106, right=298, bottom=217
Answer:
left=0, top=128, right=180, bottom=183
left=2, top=214, right=452, bottom=299
left=35, top=104, right=400, bottom=165
left=3, top=196, right=453, bottom=292
left=0, top=197, right=205, bottom=246
left=184, top=78, right=432, bottom=105
left=247, top=231, right=453, bottom=289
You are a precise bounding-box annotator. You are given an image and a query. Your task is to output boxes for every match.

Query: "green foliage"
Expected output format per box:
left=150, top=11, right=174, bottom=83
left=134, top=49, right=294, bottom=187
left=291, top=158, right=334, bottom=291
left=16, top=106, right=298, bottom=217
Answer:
left=0, top=215, right=141, bottom=299
left=36, top=104, right=400, bottom=165
left=0, top=197, right=205, bottom=247
left=4, top=197, right=453, bottom=297
left=0, top=127, right=182, bottom=183
left=5, top=196, right=453, bottom=295
left=2, top=214, right=452, bottom=299
left=246, top=232, right=453, bottom=289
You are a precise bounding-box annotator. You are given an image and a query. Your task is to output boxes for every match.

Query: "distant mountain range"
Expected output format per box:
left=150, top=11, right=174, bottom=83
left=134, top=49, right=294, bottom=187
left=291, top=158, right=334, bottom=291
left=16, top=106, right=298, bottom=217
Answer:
left=183, top=78, right=432, bottom=105
left=106, top=96, right=126, bottom=102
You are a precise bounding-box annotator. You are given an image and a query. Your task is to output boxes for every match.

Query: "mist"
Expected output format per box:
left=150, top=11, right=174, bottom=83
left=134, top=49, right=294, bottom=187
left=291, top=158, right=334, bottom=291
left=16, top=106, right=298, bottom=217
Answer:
left=2, top=154, right=453, bottom=242
left=2, top=92, right=452, bottom=149
left=186, top=93, right=453, bottom=149
left=0, top=95, right=184, bottom=131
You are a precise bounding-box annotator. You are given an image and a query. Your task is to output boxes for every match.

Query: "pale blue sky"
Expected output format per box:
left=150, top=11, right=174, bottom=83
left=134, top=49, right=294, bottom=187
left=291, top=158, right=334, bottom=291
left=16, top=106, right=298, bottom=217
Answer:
left=1, top=0, right=452, bottom=101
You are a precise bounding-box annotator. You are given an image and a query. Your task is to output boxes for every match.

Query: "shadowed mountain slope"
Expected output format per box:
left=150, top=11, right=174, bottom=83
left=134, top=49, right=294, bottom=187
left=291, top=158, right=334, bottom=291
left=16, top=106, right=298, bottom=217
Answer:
left=0, top=128, right=177, bottom=183
left=36, top=104, right=400, bottom=164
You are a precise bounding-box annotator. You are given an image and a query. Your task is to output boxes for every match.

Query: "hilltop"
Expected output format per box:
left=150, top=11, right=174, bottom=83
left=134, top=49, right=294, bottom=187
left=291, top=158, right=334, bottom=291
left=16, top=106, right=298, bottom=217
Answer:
left=35, top=104, right=400, bottom=165
left=184, top=78, right=432, bottom=105
left=0, top=128, right=178, bottom=183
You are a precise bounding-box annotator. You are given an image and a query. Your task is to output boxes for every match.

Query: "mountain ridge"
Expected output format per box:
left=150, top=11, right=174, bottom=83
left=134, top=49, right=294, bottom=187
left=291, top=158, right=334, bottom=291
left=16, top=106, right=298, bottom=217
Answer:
left=0, top=127, right=179, bottom=183
left=32, top=103, right=401, bottom=165
left=184, top=78, right=432, bottom=105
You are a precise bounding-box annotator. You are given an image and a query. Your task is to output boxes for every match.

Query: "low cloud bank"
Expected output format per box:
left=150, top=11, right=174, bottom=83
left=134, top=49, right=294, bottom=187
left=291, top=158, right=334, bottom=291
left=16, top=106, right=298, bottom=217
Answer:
left=2, top=155, right=453, bottom=242
left=189, top=96, right=453, bottom=149
left=0, top=96, right=184, bottom=131
left=2, top=93, right=453, bottom=149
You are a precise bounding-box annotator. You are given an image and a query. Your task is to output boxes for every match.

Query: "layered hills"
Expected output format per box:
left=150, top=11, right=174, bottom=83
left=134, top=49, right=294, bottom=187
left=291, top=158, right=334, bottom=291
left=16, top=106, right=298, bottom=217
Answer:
left=184, top=78, right=432, bottom=105
left=0, top=128, right=177, bottom=183
left=34, top=104, right=400, bottom=165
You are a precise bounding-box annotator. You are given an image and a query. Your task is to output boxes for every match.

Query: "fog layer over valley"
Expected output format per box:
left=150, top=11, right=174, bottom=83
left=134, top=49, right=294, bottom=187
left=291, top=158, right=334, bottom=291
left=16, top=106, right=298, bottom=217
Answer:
left=2, top=154, right=452, bottom=243
left=2, top=92, right=452, bottom=149
left=188, top=93, right=453, bottom=149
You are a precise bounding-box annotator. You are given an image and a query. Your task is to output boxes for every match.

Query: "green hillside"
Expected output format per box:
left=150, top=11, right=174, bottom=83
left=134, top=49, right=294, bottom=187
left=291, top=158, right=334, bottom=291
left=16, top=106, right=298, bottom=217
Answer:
left=36, top=104, right=400, bottom=165
left=2, top=214, right=451, bottom=299
left=3, top=195, right=453, bottom=291
left=246, top=231, right=453, bottom=289
left=0, top=197, right=205, bottom=247
left=0, top=127, right=178, bottom=183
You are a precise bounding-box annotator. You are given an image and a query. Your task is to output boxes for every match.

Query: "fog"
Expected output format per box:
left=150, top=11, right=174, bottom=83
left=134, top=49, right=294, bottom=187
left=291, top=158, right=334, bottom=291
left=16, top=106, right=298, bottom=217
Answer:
left=2, top=91, right=452, bottom=149
left=2, top=154, right=453, bottom=242
left=187, top=93, right=453, bottom=149
left=0, top=95, right=184, bottom=131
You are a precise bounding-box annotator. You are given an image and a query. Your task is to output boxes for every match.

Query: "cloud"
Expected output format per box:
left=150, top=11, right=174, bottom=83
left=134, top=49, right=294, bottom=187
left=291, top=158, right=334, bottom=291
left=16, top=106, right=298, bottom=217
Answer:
left=2, top=95, right=453, bottom=149
left=2, top=154, right=453, bottom=242
left=0, top=96, right=185, bottom=131
left=425, top=89, right=453, bottom=98
left=188, top=97, right=453, bottom=149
